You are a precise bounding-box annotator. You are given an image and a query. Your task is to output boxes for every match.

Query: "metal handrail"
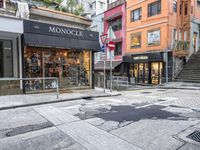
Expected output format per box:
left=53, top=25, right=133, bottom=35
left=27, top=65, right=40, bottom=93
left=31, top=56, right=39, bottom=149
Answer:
left=0, top=77, right=59, bottom=99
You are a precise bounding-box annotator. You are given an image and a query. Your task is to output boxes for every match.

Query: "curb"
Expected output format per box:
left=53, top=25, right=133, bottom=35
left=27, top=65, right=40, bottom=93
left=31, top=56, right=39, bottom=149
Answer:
left=0, top=93, right=121, bottom=111
left=158, top=87, right=200, bottom=90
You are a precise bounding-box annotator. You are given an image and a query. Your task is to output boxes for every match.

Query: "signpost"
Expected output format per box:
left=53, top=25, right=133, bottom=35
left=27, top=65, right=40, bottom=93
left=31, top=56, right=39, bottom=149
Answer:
left=107, top=41, right=115, bottom=92
left=100, top=34, right=108, bottom=93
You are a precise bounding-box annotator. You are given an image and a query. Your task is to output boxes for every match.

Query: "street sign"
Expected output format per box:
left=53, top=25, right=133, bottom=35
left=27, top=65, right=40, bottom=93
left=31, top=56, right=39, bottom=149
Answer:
left=100, top=45, right=105, bottom=53
left=100, top=34, right=108, bottom=44
left=101, top=53, right=107, bottom=60
left=107, top=41, right=115, bottom=51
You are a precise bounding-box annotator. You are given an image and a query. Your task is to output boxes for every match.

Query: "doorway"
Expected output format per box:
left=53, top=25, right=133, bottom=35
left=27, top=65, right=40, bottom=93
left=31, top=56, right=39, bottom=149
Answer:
left=151, top=62, right=163, bottom=84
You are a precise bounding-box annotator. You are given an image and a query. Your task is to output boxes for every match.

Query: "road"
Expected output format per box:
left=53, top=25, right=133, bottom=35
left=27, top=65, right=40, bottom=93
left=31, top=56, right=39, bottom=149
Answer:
left=0, top=88, right=200, bottom=150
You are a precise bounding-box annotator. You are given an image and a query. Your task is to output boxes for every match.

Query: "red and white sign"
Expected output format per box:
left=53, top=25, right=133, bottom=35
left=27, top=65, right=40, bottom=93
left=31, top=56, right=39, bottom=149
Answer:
left=100, top=34, right=108, bottom=44
left=107, top=41, right=115, bottom=51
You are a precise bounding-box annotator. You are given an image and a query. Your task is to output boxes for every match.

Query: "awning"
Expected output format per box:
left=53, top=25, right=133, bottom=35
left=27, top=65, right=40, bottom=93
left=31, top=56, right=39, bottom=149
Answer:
left=95, top=61, right=122, bottom=70
left=23, top=33, right=101, bottom=52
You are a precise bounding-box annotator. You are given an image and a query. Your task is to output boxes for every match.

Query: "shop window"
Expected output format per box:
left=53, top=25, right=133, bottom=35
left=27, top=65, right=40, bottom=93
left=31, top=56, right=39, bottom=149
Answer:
left=0, top=0, right=3, bottom=8
left=130, top=8, right=142, bottom=22
left=173, top=0, right=177, bottom=12
left=114, top=42, right=122, bottom=56
left=109, top=18, right=122, bottom=32
left=148, top=0, right=161, bottom=17
left=147, top=29, right=160, bottom=46
left=130, top=32, right=141, bottom=48
left=24, top=48, right=91, bottom=90
left=0, top=40, right=13, bottom=77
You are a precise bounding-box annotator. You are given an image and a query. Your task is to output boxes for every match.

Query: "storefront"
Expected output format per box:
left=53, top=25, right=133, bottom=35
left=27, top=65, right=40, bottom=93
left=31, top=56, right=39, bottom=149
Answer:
left=0, top=16, right=23, bottom=95
left=123, top=52, right=172, bottom=85
left=22, top=20, right=100, bottom=90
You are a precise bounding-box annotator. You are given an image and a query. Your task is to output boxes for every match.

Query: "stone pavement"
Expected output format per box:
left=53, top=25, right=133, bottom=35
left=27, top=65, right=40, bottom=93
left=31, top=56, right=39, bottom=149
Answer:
left=0, top=88, right=120, bottom=110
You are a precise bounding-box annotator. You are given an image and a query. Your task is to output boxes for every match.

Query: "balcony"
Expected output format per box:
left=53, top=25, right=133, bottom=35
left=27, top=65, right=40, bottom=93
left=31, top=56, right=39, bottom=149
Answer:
left=172, top=40, right=189, bottom=57
left=108, top=0, right=125, bottom=10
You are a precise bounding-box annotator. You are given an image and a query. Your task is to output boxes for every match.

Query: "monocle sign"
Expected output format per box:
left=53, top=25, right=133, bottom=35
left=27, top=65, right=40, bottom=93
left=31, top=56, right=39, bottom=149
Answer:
left=133, top=56, right=148, bottom=60
left=49, top=26, right=83, bottom=37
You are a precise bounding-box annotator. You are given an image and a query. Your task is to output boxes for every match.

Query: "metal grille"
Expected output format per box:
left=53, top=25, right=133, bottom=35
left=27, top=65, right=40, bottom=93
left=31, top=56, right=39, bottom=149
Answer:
left=186, top=130, right=200, bottom=142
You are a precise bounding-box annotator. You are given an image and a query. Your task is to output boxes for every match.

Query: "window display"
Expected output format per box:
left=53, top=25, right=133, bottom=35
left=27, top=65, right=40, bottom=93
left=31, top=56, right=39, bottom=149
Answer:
left=24, top=47, right=91, bottom=91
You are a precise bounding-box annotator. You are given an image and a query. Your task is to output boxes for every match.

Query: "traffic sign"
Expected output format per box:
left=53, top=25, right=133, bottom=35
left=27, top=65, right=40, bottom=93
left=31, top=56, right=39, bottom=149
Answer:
left=107, top=41, right=115, bottom=51
left=100, top=45, right=105, bottom=53
left=100, top=34, right=108, bottom=44
left=100, top=53, right=106, bottom=60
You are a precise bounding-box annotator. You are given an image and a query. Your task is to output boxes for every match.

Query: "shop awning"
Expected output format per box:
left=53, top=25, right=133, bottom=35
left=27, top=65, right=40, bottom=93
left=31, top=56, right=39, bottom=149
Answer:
left=94, top=61, right=122, bottom=70
left=23, top=33, right=101, bottom=52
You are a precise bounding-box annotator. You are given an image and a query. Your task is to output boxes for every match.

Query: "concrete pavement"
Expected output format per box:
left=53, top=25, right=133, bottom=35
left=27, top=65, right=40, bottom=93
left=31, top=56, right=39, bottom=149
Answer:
left=0, top=88, right=120, bottom=110
left=0, top=88, right=200, bottom=149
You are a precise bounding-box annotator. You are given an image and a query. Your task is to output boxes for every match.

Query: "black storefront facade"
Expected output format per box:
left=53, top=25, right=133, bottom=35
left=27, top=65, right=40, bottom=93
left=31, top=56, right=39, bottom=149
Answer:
left=22, top=20, right=100, bottom=91
left=123, top=51, right=173, bottom=85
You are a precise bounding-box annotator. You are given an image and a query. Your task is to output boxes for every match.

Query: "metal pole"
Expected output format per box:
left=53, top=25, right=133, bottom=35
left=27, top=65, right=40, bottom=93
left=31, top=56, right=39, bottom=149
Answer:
left=165, top=49, right=168, bottom=83
left=56, top=78, right=59, bottom=99
left=110, top=49, right=112, bottom=92
left=103, top=58, right=106, bottom=93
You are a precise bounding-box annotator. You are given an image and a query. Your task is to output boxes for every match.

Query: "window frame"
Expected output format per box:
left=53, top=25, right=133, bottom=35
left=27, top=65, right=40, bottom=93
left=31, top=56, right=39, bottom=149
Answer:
left=114, top=42, right=122, bottom=56
left=147, top=28, right=161, bottom=46
left=130, top=7, right=142, bottom=22
left=173, top=0, right=177, bottom=13
left=148, top=0, right=161, bottom=17
left=130, top=32, right=142, bottom=48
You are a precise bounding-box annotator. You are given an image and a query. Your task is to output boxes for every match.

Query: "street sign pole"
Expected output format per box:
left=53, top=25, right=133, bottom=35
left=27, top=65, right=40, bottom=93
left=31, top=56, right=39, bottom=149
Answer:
left=107, top=41, right=115, bottom=93
left=103, top=48, right=106, bottom=93
left=110, top=48, right=112, bottom=92
left=100, top=34, right=107, bottom=93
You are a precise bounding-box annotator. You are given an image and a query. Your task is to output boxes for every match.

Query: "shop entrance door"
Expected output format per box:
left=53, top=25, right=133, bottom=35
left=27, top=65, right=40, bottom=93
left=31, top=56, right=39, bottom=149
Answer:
left=133, top=63, right=149, bottom=84
left=151, top=62, right=163, bottom=84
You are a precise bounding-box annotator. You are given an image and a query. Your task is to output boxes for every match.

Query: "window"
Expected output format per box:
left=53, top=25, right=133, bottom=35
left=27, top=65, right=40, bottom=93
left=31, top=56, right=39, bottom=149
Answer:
left=99, top=2, right=104, bottom=9
left=173, top=0, right=177, bottom=12
left=0, top=0, right=3, bottom=8
left=131, top=8, right=142, bottom=22
left=180, top=4, right=182, bottom=15
left=173, top=29, right=177, bottom=40
left=130, top=33, right=141, bottom=48
left=109, top=18, right=122, bottom=32
left=184, top=4, right=188, bottom=15
left=147, top=29, right=160, bottom=46
left=197, top=0, right=200, bottom=7
left=148, top=0, right=161, bottom=17
left=0, top=40, right=13, bottom=77
left=114, top=42, right=122, bottom=55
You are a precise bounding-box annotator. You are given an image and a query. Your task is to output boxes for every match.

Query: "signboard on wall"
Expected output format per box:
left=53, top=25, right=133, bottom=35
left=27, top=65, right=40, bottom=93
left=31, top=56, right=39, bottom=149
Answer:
left=148, top=29, right=160, bottom=46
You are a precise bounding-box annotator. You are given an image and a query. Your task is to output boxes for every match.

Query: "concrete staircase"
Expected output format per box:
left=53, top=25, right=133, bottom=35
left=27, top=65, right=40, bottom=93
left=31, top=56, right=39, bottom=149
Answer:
left=174, top=50, right=200, bottom=83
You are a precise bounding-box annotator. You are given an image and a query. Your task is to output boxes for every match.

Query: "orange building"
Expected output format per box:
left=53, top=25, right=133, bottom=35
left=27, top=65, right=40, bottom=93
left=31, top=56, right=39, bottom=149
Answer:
left=124, top=0, right=200, bottom=85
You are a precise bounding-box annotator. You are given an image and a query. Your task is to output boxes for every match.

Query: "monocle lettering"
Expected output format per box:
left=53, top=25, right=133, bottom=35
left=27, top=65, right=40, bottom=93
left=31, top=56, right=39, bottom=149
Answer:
left=49, top=26, right=83, bottom=37
left=133, top=56, right=148, bottom=60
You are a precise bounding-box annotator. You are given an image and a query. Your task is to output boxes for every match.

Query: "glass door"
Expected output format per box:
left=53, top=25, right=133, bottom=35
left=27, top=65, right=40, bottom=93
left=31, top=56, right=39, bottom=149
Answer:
left=151, top=62, right=162, bottom=84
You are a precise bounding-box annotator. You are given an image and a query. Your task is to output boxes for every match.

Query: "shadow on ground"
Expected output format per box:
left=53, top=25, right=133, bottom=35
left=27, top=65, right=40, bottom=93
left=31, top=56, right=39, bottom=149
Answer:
left=75, top=105, right=188, bottom=123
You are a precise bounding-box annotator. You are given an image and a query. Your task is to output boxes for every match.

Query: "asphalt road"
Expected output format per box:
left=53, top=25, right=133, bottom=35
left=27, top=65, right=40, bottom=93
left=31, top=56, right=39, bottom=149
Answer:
left=0, top=88, right=200, bottom=150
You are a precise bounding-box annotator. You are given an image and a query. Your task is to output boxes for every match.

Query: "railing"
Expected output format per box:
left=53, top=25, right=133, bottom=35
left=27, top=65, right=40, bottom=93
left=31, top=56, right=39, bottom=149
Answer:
left=172, top=40, right=189, bottom=57
left=173, top=61, right=184, bottom=80
left=0, top=77, right=59, bottom=99
left=108, top=0, right=125, bottom=10
left=111, top=76, right=129, bottom=90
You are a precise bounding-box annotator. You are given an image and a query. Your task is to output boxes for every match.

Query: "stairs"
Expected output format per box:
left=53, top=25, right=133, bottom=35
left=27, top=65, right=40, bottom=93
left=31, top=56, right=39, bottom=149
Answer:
left=174, top=50, right=200, bottom=83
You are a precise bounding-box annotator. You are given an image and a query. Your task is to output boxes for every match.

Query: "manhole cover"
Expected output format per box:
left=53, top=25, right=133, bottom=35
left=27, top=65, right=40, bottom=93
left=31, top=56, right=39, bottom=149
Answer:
left=187, top=130, right=200, bottom=142
left=141, top=92, right=152, bottom=94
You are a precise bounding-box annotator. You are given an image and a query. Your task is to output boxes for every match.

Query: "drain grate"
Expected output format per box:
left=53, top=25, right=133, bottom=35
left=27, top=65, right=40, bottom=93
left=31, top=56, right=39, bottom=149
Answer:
left=186, top=130, right=200, bottom=142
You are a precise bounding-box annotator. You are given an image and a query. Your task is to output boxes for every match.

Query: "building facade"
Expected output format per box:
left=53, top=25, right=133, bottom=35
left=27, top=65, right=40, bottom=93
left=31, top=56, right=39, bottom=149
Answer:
left=124, top=0, right=179, bottom=85
left=0, top=0, right=100, bottom=95
left=95, top=0, right=126, bottom=76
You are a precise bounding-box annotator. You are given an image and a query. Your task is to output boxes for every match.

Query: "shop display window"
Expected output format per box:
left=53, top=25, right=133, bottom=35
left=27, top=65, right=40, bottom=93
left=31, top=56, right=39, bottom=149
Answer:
left=24, top=47, right=91, bottom=91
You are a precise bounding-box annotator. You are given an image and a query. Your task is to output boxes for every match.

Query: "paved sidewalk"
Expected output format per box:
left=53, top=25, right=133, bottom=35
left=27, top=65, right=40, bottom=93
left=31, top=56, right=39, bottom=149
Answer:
left=158, top=82, right=200, bottom=90
left=0, top=88, right=120, bottom=110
